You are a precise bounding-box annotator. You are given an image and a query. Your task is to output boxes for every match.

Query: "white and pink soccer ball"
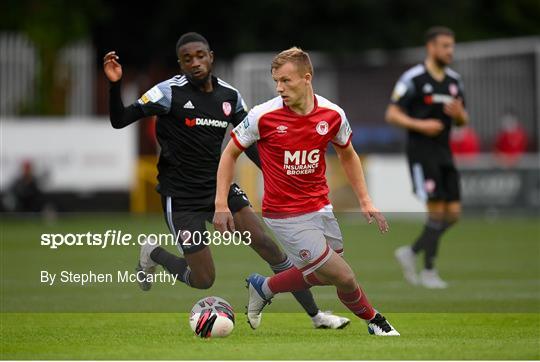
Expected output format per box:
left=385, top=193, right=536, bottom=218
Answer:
left=189, top=296, right=235, bottom=338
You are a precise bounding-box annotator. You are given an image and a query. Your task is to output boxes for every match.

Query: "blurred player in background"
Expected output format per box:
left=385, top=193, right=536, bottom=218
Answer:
left=385, top=26, right=469, bottom=288
left=214, top=47, right=399, bottom=336
left=5, top=160, right=44, bottom=213
left=494, top=110, right=528, bottom=163
left=103, top=32, right=348, bottom=329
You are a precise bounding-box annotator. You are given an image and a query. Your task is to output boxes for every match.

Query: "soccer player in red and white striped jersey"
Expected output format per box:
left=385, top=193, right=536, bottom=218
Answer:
left=214, top=47, right=399, bottom=336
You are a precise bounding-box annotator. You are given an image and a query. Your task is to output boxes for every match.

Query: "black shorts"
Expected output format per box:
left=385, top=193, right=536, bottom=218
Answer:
left=407, top=156, right=461, bottom=202
left=161, top=183, right=251, bottom=254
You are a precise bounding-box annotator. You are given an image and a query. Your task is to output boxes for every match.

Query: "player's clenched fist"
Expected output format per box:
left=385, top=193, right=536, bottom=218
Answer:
left=103, top=51, right=122, bottom=82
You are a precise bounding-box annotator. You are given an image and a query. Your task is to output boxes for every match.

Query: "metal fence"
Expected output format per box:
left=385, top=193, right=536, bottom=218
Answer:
left=231, top=52, right=338, bottom=109
left=0, top=33, right=95, bottom=116
left=231, top=36, right=540, bottom=152
left=1, top=32, right=538, bottom=152
left=0, top=33, right=36, bottom=117
left=398, top=36, right=539, bottom=151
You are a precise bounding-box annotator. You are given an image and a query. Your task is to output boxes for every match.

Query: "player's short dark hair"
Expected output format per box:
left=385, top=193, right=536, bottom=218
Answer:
left=176, top=32, right=210, bottom=55
left=425, top=26, right=455, bottom=43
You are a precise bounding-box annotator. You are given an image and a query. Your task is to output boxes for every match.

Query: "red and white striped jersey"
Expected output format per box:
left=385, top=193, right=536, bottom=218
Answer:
left=231, top=95, right=352, bottom=217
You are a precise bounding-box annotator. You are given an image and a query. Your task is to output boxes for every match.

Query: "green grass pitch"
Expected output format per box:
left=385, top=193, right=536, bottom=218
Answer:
left=1, top=214, right=539, bottom=359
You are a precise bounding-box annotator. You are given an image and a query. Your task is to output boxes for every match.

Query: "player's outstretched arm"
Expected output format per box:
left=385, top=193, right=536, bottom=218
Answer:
left=213, top=140, right=244, bottom=233
left=385, top=104, right=443, bottom=137
left=103, top=51, right=145, bottom=129
left=334, top=143, right=389, bottom=233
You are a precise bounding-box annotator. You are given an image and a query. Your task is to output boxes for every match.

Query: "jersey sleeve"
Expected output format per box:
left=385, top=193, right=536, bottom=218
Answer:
left=136, top=80, right=172, bottom=116
left=230, top=90, right=249, bottom=127
left=231, top=108, right=260, bottom=150
left=390, top=73, right=416, bottom=109
left=457, top=77, right=466, bottom=107
left=331, top=112, right=353, bottom=148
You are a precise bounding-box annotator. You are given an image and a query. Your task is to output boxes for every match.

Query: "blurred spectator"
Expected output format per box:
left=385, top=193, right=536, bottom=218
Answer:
left=494, top=111, right=528, bottom=161
left=5, top=160, right=44, bottom=213
left=450, top=126, right=480, bottom=156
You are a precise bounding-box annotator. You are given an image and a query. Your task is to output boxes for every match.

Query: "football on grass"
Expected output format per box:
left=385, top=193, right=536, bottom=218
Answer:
left=189, top=296, right=235, bottom=338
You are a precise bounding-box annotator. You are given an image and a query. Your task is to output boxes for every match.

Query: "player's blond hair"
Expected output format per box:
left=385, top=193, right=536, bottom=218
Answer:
left=271, top=47, right=313, bottom=76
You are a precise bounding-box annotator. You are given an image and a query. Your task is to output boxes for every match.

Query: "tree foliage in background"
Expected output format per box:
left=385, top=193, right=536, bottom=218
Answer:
left=1, top=0, right=539, bottom=114
left=89, top=0, right=540, bottom=68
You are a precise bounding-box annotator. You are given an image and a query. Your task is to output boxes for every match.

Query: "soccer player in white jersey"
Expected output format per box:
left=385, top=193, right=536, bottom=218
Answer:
left=213, top=47, right=399, bottom=336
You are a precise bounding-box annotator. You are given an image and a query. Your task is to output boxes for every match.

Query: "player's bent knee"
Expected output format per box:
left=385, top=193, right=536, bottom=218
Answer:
left=428, top=211, right=445, bottom=221
left=446, top=213, right=460, bottom=225
left=445, top=204, right=462, bottom=225
left=197, top=280, right=214, bottom=290
left=191, top=274, right=215, bottom=289
left=333, top=273, right=357, bottom=291
left=451, top=211, right=461, bottom=222
left=249, top=230, right=272, bottom=250
left=250, top=234, right=284, bottom=264
left=305, top=272, right=328, bottom=286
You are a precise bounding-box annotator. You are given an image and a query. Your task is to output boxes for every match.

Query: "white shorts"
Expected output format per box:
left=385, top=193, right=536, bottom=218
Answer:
left=263, top=204, right=344, bottom=276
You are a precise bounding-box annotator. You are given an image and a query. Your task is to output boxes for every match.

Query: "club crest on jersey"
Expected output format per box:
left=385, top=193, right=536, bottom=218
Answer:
left=449, top=83, right=458, bottom=96
left=424, top=179, right=436, bottom=194
left=422, top=83, right=433, bottom=93
left=222, top=102, right=232, bottom=116
left=299, top=249, right=311, bottom=261
left=316, top=121, right=329, bottom=135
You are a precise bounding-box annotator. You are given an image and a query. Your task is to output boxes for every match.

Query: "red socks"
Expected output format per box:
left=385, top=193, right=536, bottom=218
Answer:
left=337, top=286, right=376, bottom=320
left=305, top=273, right=327, bottom=286
left=267, top=267, right=310, bottom=293
left=267, top=267, right=332, bottom=293
left=266, top=267, right=374, bottom=322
